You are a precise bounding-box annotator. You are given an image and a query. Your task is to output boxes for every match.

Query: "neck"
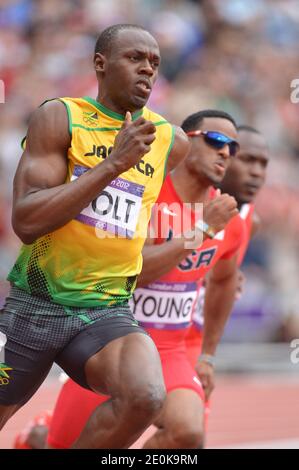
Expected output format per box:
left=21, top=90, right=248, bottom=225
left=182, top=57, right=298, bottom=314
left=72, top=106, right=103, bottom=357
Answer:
left=96, top=92, right=141, bottom=117
left=220, top=183, right=244, bottom=210
left=171, top=164, right=210, bottom=204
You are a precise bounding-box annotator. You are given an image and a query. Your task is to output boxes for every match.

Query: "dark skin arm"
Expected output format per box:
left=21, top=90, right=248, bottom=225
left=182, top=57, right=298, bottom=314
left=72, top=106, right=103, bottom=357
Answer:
left=137, top=233, right=203, bottom=288
left=201, top=254, right=238, bottom=356
left=196, top=254, right=238, bottom=400
left=137, top=191, right=238, bottom=287
left=136, top=126, right=191, bottom=287
left=12, top=101, right=156, bottom=244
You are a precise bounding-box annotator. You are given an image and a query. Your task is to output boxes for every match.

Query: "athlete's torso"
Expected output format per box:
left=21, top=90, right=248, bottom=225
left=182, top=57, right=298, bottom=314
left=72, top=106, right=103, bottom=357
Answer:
left=130, top=175, right=245, bottom=343
left=237, top=203, right=254, bottom=265
left=192, top=202, right=254, bottom=330
left=8, top=97, right=174, bottom=308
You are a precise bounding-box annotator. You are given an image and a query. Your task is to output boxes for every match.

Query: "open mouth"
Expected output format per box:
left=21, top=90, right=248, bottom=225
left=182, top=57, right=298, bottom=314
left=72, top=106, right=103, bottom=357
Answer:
left=135, top=80, right=151, bottom=95
left=214, top=161, right=225, bottom=172
left=245, top=183, right=260, bottom=193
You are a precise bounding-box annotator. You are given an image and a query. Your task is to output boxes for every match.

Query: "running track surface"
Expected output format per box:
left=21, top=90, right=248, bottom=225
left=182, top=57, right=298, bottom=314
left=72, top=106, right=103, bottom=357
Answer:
left=1, top=374, right=299, bottom=449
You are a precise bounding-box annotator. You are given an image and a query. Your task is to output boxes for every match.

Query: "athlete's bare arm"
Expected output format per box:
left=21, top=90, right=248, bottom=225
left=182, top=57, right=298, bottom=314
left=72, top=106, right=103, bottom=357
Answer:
left=196, top=254, right=238, bottom=400
left=201, top=254, right=238, bottom=356
left=137, top=236, right=198, bottom=288
left=12, top=101, right=156, bottom=244
left=136, top=128, right=191, bottom=288
left=137, top=193, right=238, bottom=287
left=166, top=126, right=190, bottom=173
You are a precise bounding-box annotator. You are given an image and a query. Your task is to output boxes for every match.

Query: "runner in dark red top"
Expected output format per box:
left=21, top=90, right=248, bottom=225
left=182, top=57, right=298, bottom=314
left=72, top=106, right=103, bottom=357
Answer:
left=186, top=125, right=269, bottom=380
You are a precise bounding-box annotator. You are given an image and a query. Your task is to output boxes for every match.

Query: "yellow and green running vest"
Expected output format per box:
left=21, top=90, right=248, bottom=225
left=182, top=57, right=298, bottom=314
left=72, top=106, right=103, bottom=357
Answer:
left=8, top=97, right=175, bottom=307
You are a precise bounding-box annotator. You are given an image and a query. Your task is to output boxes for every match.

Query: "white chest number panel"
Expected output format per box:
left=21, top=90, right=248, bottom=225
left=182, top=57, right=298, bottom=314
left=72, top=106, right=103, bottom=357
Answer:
left=192, top=285, right=205, bottom=329
left=72, top=165, right=145, bottom=239
left=130, top=281, right=198, bottom=330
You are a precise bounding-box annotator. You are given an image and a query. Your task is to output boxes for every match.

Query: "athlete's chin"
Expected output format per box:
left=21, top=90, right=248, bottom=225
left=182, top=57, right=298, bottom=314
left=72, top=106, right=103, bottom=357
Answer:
left=240, top=189, right=257, bottom=204
left=239, top=194, right=254, bottom=204
left=130, top=95, right=149, bottom=109
left=208, top=173, right=225, bottom=186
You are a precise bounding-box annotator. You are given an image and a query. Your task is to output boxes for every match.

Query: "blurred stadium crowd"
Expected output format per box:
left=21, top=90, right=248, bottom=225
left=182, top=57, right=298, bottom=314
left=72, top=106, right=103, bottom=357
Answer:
left=0, top=0, right=299, bottom=342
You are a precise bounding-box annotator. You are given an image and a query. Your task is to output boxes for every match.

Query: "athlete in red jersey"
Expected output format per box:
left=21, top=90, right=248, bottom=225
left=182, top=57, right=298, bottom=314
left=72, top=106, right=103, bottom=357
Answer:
left=186, top=125, right=269, bottom=381
left=46, top=109, right=243, bottom=449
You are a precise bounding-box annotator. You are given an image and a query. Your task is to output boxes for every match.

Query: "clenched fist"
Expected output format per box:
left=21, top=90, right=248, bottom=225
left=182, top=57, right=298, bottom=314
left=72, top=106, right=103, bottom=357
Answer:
left=109, top=112, right=156, bottom=174
left=195, top=360, right=215, bottom=401
left=203, top=189, right=238, bottom=234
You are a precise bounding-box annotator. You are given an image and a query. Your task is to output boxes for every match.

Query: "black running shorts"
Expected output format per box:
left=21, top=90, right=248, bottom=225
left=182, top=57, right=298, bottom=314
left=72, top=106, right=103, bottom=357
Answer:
left=0, top=285, right=147, bottom=406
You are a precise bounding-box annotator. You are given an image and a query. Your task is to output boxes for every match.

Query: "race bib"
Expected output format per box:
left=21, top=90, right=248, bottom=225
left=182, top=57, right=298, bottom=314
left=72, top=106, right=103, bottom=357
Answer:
left=130, top=281, right=198, bottom=329
left=72, top=165, right=145, bottom=239
left=192, top=285, right=205, bottom=329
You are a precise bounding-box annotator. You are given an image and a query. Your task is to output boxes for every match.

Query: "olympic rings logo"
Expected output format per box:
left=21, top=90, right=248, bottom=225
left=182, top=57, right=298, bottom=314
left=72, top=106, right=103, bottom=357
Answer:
left=83, top=116, right=97, bottom=127
left=0, top=377, right=9, bottom=385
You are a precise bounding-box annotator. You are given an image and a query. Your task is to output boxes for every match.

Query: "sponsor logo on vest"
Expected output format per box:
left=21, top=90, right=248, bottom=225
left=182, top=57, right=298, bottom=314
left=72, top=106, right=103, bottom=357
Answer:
left=84, top=145, right=155, bottom=177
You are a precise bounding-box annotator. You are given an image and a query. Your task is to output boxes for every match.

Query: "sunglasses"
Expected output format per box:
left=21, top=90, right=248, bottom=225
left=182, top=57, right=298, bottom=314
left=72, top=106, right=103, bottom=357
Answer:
left=186, top=130, right=239, bottom=157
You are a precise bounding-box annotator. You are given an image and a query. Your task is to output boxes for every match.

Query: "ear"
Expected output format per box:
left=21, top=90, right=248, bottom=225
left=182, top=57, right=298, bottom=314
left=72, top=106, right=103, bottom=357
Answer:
left=94, top=52, right=106, bottom=73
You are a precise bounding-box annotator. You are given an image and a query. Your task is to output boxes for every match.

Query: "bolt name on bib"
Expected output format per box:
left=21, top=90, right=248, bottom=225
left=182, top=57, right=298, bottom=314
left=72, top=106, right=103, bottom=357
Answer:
left=72, top=165, right=145, bottom=239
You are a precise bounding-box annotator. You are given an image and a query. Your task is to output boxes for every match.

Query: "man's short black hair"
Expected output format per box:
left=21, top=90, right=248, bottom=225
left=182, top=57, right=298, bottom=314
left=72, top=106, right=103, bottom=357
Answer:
left=181, top=109, right=236, bottom=133
left=94, top=24, right=146, bottom=55
left=237, top=124, right=261, bottom=134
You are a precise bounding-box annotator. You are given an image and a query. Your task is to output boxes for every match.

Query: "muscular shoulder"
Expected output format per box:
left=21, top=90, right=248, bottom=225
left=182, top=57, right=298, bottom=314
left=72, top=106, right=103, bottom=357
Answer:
left=15, top=100, right=71, bottom=195
left=26, top=99, right=70, bottom=154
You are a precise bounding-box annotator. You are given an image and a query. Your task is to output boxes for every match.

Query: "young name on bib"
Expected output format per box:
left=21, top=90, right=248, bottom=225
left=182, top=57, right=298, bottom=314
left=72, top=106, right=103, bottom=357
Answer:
left=130, top=281, right=198, bottom=330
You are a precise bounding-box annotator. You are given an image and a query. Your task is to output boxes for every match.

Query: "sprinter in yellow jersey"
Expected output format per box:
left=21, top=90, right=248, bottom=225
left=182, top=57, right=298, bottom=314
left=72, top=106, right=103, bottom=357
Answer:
left=0, top=24, right=189, bottom=448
